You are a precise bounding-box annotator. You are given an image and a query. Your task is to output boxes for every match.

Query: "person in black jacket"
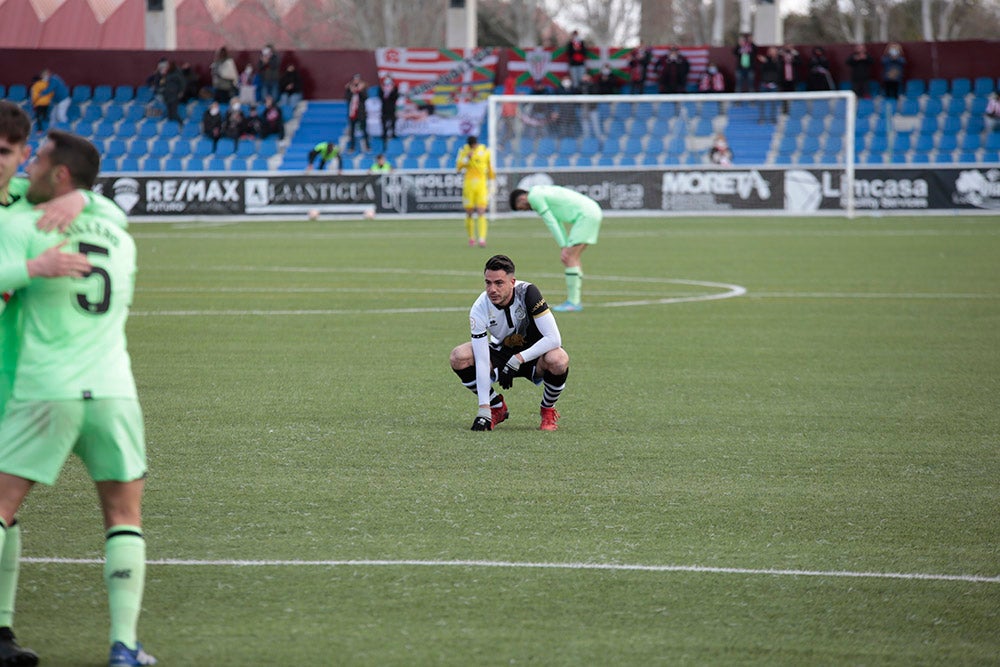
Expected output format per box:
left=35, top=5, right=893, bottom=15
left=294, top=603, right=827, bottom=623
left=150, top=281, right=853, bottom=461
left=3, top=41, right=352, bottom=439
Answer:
left=151, top=59, right=185, bottom=126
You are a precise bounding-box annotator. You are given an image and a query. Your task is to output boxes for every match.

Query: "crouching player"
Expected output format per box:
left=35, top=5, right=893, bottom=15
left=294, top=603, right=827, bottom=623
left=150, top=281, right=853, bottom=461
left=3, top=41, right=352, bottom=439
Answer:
left=449, top=254, right=569, bottom=431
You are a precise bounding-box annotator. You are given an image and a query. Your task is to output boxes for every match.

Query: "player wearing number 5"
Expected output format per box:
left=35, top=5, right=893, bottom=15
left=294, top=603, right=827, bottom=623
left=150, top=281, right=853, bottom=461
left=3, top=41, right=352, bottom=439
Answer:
left=0, top=131, right=156, bottom=667
left=455, top=136, right=495, bottom=247
left=509, top=185, right=602, bottom=312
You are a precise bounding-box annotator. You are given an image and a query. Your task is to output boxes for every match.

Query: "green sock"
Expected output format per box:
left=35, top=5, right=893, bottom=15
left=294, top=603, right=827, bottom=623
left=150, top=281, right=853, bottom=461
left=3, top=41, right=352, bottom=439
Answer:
left=565, top=267, right=582, bottom=305
left=104, top=526, right=146, bottom=649
left=0, top=519, right=17, bottom=628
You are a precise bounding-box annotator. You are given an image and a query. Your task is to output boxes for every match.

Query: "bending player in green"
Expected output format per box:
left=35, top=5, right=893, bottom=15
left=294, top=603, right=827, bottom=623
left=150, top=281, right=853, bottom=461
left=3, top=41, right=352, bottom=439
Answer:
left=509, top=184, right=603, bottom=312
left=0, top=128, right=156, bottom=667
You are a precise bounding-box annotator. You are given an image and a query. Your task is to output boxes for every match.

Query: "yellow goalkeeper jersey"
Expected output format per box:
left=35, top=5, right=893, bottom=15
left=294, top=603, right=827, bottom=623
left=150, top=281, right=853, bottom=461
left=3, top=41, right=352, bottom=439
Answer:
left=456, top=143, right=495, bottom=183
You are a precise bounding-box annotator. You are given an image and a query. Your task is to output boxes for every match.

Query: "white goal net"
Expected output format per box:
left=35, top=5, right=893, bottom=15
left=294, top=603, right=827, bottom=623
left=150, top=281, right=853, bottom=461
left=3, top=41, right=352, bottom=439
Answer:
left=487, top=90, right=856, bottom=216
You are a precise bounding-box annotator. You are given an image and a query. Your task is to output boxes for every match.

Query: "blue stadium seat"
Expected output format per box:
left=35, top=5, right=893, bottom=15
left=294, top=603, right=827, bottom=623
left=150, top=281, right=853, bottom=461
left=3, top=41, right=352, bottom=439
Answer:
left=911, top=152, right=930, bottom=164
left=192, top=138, right=215, bottom=157
left=401, top=155, right=422, bottom=170
left=574, top=155, right=593, bottom=167
left=897, top=98, right=920, bottom=116
left=169, top=140, right=192, bottom=158
left=960, top=134, right=981, bottom=152
left=862, top=152, right=885, bottom=164
left=92, top=85, right=113, bottom=105
left=71, top=85, right=91, bottom=103
left=229, top=157, right=249, bottom=171
left=405, top=135, right=427, bottom=155
left=118, top=157, right=140, bottom=171
left=207, top=157, right=228, bottom=171
left=6, top=84, right=27, bottom=102
left=105, top=139, right=127, bottom=159
left=148, top=139, right=171, bottom=158
left=693, top=117, right=714, bottom=136
left=181, top=121, right=202, bottom=139
left=914, top=134, right=935, bottom=154
left=116, top=121, right=138, bottom=138
left=904, top=79, right=925, bottom=97
left=937, top=134, right=958, bottom=152
left=123, top=104, right=147, bottom=122
left=973, top=77, right=995, bottom=96
left=965, top=115, right=985, bottom=135
left=553, top=155, right=572, bottom=167
left=215, top=137, right=236, bottom=155
left=824, top=136, right=843, bottom=154
left=257, top=137, right=279, bottom=157
left=135, top=87, right=154, bottom=104
left=927, top=79, right=948, bottom=97
left=645, top=135, right=664, bottom=155
left=623, top=136, right=644, bottom=154
left=104, top=105, right=125, bottom=123
left=941, top=116, right=961, bottom=135
left=126, top=139, right=149, bottom=158
left=787, top=100, right=809, bottom=119
left=923, top=97, right=943, bottom=117
left=969, top=97, right=988, bottom=115
left=140, top=156, right=162, bottom=171
left=804, top=117, right=826, bottom=136
left=113, top=86, right=134, bottom=104
left=601, top=136, right=621, bottom=154
left=163, top=157, right=185, bottom=171
left=945, top=97, right=967, bottom=116
left=185, top=156, right=206, bottom=170
left=957, top=151, right=978, bottom=163
left=160, top=122, right=181, bottom=139
left=617, top=155, right=636, bottom=167
left=935, top=150, right=954, bottom=163
left=868, top=134, right=888, bottom=153
left=536, top=137, right=556, bottom=157
left=578, top=137, right=600, bottom=157
left=137, top=120, right=161, bottom=139
left=949, top=78, right=971, bottom=97
left=235, top=141, right=256, bottom=158
left=557, top=137, right=578, bottom=155
left=251, top=157, right=271, bottom=170
left=80, top=104, right=104, bottom=122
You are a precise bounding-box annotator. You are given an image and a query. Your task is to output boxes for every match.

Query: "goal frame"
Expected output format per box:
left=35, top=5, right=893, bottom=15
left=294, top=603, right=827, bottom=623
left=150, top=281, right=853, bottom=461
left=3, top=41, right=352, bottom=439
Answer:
left=487, top=89, right=856, bottom=218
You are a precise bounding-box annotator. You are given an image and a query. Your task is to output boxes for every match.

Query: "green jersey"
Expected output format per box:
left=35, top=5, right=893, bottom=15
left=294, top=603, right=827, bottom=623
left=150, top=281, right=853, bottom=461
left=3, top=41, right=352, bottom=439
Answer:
left=526, top=185, right=603, bottom=248
left=0, top=176, right=32, bottom=409
left=0, top=192, right=134, bottom=401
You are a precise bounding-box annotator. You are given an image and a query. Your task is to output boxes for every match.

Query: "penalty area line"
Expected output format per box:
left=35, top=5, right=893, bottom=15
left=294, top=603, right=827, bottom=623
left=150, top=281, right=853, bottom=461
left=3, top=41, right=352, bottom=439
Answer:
left=21, top=557, right=998, bottom=584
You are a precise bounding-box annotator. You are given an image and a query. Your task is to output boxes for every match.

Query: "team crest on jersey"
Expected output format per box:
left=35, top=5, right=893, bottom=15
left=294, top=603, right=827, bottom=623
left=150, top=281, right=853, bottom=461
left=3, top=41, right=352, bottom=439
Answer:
left=503, top=333, right=526, bottom=348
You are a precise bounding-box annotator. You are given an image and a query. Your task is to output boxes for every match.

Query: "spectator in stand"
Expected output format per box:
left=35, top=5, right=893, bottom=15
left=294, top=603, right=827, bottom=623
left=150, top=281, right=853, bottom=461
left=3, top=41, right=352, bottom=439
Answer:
left=345, top=73, right=371, bottom=153
left=733, top=32, right=757, bottom=93
left=257, top=43, right=281, bottom=103
left=985, top=89, right=1000, bottom=133
left=238, top=64, right=257, bottom=106
left=656, top=46, right=690, bottom=94
left=698, top=62, right=726, bottom=93
left=807, top=46, right=835, bottom=91
left=596, top=63, right=619, bottom=95
left=151, top=58, right=185, bottom=126
left=709, top=133, right=733, bottom=165
left=179, top=62, right=202, bottom=103
left=627, top=42, right=653, bottom=94
left=778, top=44, right=801, bottom=94
left=578, top=72, right=603, bottom=142
left=29, top=71, right=53, bottom=134
left=497, top=73, right=519, bottom=146
left=245, top=104, right=264, bottom=138
left=846, top=44, right=874, bottom=99
left=369, top=153, right=392, bottom=173
left=46, top=69, right=70, bottom=125
left=261, top=95, right=284, bottom=140
left=223, top=102, right=248, bottom=146
left=377, top=75, right=399, bottom=151
left=306, top=140, right=342, bottom=173
left=881, top=43, right=906, bottom=101
left=201, top=100, right=224, bottom=149
left=278, top=64, right=303, bottom=107
left=565, top=30, right=588, bottom=90
left=757, top=47, right=781, bottom=122
left=210, top=46, right=238, bottom=104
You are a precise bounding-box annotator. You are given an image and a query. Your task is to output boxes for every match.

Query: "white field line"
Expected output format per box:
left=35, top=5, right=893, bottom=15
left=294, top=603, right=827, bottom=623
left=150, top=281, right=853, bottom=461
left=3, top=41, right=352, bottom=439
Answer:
left=20, top=556, right=998, bottom=584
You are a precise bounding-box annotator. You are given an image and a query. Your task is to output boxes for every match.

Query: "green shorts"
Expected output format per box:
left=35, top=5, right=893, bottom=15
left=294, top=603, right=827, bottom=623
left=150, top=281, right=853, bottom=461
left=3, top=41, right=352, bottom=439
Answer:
left=0, top=398, right=147, bottom=486
left=566, top=199, right=603, bottom=246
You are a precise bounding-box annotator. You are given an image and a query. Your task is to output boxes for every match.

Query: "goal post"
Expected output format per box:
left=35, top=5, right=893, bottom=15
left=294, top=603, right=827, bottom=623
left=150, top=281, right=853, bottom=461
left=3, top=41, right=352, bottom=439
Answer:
left=487, top=90, right=856, bottom=217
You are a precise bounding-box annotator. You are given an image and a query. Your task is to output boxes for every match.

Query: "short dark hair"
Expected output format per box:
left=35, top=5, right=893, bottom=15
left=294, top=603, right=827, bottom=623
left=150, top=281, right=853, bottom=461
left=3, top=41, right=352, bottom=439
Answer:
left=484, top=254, right=515, bottom=275
left=466, top=136, right=478, bottom=147
left=509, top=188, right=528, bottom=211
left=0, top=100, right=31, bottom=145
left=46, top=130, right=101, bottom=190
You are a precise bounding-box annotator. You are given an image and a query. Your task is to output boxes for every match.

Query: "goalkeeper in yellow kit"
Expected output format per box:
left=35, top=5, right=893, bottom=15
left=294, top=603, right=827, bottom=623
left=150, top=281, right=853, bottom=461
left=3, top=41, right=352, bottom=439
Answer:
left=455, top=136, right=495, bottom=247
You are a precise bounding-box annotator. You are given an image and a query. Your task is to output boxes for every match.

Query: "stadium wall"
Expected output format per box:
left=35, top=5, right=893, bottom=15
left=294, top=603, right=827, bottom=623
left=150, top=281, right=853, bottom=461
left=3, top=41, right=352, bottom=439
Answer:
left=1, top=40, right=998, bottom=100
left=94, top=166, right=1000, bottom=219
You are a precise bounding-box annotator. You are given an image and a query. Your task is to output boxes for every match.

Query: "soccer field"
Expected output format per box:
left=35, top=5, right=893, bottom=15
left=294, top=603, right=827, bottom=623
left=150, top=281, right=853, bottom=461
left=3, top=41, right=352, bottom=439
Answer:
left=14, top=214, right=1000, bottom=665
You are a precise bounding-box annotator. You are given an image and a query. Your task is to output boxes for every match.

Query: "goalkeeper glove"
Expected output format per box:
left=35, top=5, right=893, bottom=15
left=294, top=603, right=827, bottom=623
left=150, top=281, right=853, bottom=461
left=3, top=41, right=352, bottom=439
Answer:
left=471, top=406, right=493, bottom=431
left=497, top=355, right=521, bottom=390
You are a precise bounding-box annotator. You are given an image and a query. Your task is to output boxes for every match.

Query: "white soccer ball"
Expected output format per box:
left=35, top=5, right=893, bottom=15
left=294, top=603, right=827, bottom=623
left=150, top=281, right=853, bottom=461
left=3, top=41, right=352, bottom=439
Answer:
left=307, top=208, right=320, bottom=221
left=363, top=207, right=377, bottom=220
